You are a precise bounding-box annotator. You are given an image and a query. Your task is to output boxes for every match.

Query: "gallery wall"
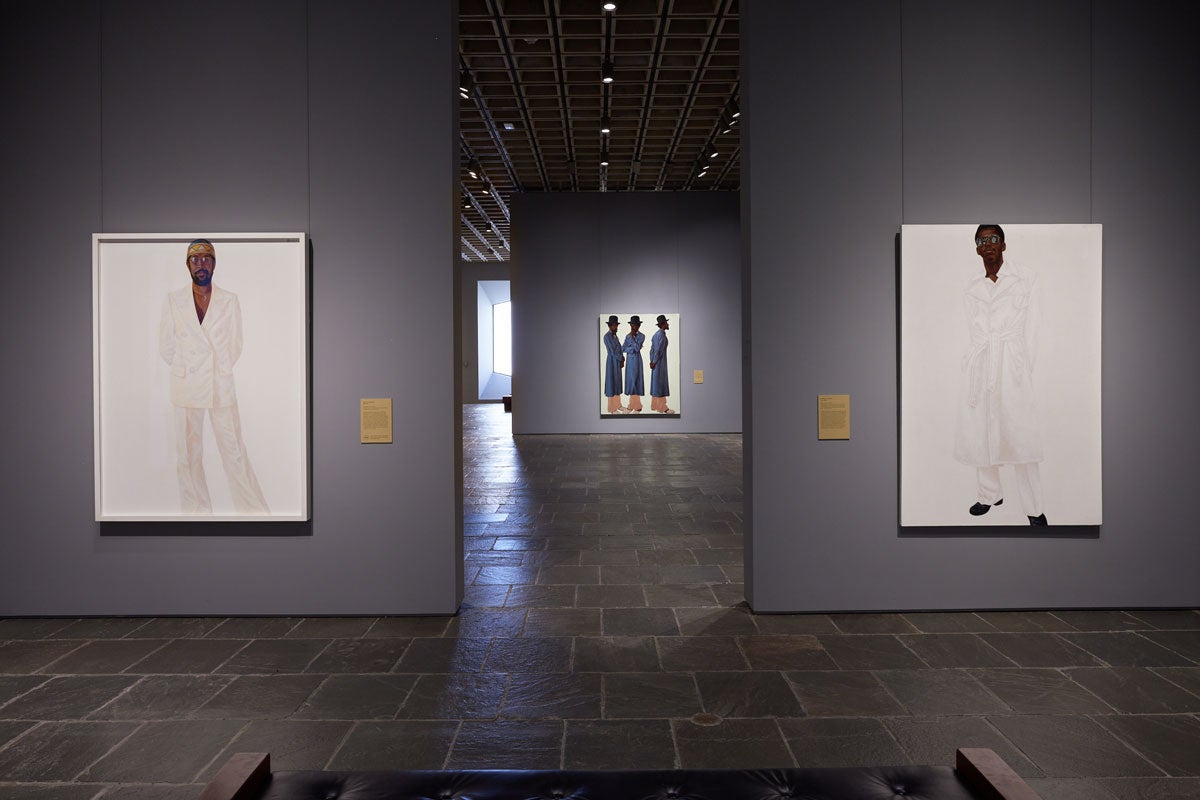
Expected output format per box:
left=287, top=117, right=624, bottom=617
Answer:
left=512, top=191, right=741, bottom=434
left=0, top=1, right=462, bottom=615
left=744, top=0, right=1200, bottom=610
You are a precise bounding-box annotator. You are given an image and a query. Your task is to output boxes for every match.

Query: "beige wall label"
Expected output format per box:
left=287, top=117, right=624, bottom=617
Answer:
left=360, top=398, right=393, bottom=444
left=693, top=369, right=704, bottom=384
left=818, top=394, right=850, bottom=440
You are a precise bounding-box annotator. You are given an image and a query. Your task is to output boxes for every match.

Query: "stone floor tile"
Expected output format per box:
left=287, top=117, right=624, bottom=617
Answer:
left=752, top=614, right=838, bottom=635
left=738, top=635, right=836, bottom=670
left=971, top=668, right=1116, bottom=714
left=396, top=673, right=506, bottom=720
left=874, top=670, right=1010, bottom=715
left=1100, top=777, right=1200, bottom=799
left=205, top=618, right=299, bottom=639
left=783, top=671, right=905, bottom=717
left=657, top=637, right=747, bottom=672
left=1058, top=632, right=1194, bottom=667
left=447, top=720, right=563, bottom=769
left=126, top=639, right=248, bottom=674
left=674, top=718, right=794, bottom=769
left=463, top=585, right=511, bottom=607
left=675, top=607, right=758, bottom=636
left=900, top=612, right=996, bottom=633
left=578, top=549, right=640, bottom=566
left=987, top=715, right=1159, bottom=777
left=0, top=676, right=140, bottom=721
left=777, top=718, right=909, bottom=768
left=1154, top=666, right=1200, bottom=697
left=977, top=633, right=1102, bottom=667
left=193, top=675, right=323, bottom=719
left=1138, top=630, right=1200, bottom=662
left=642, top=585, right=717, bottom=607
left=1067, top=667, right=1200, bottom=713
left=0, top=782, right=107, bottom=799
left=444, top=609, right=526, bottom=639
left=898, top=634, right=1014, bottom=668
left=502, top=673, right=602, bottom=719
left=365, top=617, right=451, bottom=638
left=286, top=618, right=376, bottom=639
left=475, top=566, right=539, bottom=585
left=129, top=619, right=223, bottom=640
left=637, top=549, right=697, bottom=566
left=522, top=608, right=601, bottom=637
left=0, top=619, right=75, bottom=640
left=975, top=611, right=1076, bottom=632
left=1096, top=715, right=1200, bottom=776
left=0, top=719, right=36, bottom=747
left=1126, top=610, right=1200, bottom=630
left=603, top=673, right=701, bottom=718
left=392, top=637, right=489, bottom=673
left=327, top=721, right=458, bottom=769
left=485, top=637, right=572, bottom=673
left=1051, top=611, right=1145, bottom=632
left=80, top=719, right=244, bottom=783
left=573, top=637, right=660, bottom=672
left=50, top=619, right=151, bottom=639
left=659, top=565, right=727, bottom=584
left=602, top=608, right=679, bottom=637
left=304, top=638, right=408, bottom=674
left=818, top=635, right=927, bottom=670
left=0, top=641, right=86, bottom=674
left=695, top=671, right=803, bottom=717
left=575, top=585, right=645, bottom=607
left=0, top=721, right=139, bottom=781
left=564, top=719, right=675, bottom=769
left=220, top=639, right=330, bottom=675
left=504, top=585, right=575, bottom=608
left=1025, top=777, right=1119, bottom=800
left=0, top=676, right=50, bottom=707
left=884, top=716, right=1043, bottom=777
left=599, top=565, right=662, bottom=585
left=830, top=614, right=919, bottom=635
left=295, top=674, right=418, bottom=720
left=201, top=719, right=351, bottom=777
left=89, top=675, right=229, bottom=720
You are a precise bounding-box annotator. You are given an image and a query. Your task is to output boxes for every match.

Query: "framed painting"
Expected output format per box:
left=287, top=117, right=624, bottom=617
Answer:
left=93, top=233, right=309, bottom=521
left=900, top=224, right=1102, bottom=527
left=599, top=312, right=680, bottom=419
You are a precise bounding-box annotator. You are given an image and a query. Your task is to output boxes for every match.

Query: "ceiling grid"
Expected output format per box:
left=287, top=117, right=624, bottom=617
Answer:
left=459, top=0, right=740, bottom=261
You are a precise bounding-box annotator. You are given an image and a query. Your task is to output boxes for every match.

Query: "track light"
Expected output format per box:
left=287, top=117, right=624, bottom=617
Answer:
left=600, top=147, right=609, bottom=167
left=603, top=2, right=616, bottom=10
left=709, top=149, right=719, bottom=159
left=600, top=115, right=611, bottom=134
left=601, top=59, right=614, bottom=84
left=458, top=70, right=473, bottom=100
left=729, top=99, right=740, bottom=119
left=481, top=181, right=492, bottom=196
left=467, top=158, right=481, bottom=180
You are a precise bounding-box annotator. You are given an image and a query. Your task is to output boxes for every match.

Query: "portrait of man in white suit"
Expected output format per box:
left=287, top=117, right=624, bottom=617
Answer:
left=159, top=239, right=269, bottom=514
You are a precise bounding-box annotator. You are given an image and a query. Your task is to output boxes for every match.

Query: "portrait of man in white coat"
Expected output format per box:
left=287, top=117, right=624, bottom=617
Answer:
left=954, top=225, right=1046, bottom=526
left=899, top=223, right=1102, bottom=529
left=159, top=239, right=269, bottom=514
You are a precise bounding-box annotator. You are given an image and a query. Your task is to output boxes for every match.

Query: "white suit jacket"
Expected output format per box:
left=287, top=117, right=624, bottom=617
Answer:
left=159, top=285, right=243, bottom=408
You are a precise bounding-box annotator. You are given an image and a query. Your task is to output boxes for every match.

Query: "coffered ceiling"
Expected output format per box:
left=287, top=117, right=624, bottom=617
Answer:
left=459, top=0, right=740, bottom=261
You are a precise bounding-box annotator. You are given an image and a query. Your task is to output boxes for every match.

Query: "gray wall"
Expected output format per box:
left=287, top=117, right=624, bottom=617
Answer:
left=744, top=0, right=1200, bottom=610
left=0, top=1, right=462, bottom=615
left=513, top=191, right=741, bottom=434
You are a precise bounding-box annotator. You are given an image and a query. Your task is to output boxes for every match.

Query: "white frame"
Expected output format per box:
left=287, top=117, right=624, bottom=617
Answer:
left=598, top=312, right=681, bottom=418
left=93, top=232, right=309, bottom=521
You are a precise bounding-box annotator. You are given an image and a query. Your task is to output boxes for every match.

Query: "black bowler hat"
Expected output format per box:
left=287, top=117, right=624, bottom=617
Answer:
left=656, top=315, right=668, bottom=325
left=628, top=315, right=642, bottom=325
left=606, top=315, right=619, bottom=325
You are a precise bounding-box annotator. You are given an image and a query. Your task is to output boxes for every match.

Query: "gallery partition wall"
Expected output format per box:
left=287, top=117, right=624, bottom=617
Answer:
left=0, top=2, right=462, bottom=616
left=743, top=0, right=1200, bottom=611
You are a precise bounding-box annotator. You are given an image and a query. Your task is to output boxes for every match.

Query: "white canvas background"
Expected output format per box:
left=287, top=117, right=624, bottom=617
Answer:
left=900, top=224, right=1102, bottom=527
left=598, top=313, right=681, bottom=417
left=94, top=235, right=307, bottom=520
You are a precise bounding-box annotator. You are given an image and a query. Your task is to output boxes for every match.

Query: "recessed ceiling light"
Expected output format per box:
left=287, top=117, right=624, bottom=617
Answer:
left=503, top=122, right=516, bottom=131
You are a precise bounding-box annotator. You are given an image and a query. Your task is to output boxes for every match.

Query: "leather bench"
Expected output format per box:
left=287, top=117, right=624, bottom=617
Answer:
left=197, top=749, right=1041, bottom=800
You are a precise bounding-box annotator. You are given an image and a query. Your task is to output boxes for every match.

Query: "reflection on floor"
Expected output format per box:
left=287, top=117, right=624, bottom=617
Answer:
left=0, top=404, right=1198, bottom=799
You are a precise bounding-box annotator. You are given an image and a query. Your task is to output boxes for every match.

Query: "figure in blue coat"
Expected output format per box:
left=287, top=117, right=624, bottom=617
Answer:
left=650, top=314, right=675, bottom=414
left=602, top=315, right=626, bottom=414
left=622, top=316, right=645, bottom=413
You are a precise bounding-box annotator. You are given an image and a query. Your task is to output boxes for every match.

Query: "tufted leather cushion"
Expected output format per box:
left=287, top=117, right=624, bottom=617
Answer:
left=256, top=765, right=986, bottom=800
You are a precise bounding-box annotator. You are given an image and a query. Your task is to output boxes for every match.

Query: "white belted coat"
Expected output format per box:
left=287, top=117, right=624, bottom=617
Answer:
left=953, top=262, right=1043, bottom=466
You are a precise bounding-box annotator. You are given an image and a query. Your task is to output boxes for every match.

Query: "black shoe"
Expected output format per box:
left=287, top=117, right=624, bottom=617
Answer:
left=1028, top=514, right=1048, bottom=526
left=969, top=498, right=1002, bottom=516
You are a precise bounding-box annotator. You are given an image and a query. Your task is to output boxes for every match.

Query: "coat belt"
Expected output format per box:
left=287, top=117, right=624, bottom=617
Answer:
left=965, top=330, right=1025, bottom=408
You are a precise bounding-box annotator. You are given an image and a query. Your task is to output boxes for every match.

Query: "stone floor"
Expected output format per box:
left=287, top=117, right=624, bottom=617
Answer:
left=1, top=404, right=1199, bottom=799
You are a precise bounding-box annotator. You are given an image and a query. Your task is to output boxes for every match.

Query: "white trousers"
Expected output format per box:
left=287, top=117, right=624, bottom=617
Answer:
left=977, top=463, right=1042, bottom=516
left=174, top=405, right=269, bottom=514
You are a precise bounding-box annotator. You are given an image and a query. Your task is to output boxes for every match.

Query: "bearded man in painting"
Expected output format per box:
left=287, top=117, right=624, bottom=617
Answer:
left=158, top=239, right=269, bottom=515
left=954, top=225, right=1047, bottom=526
